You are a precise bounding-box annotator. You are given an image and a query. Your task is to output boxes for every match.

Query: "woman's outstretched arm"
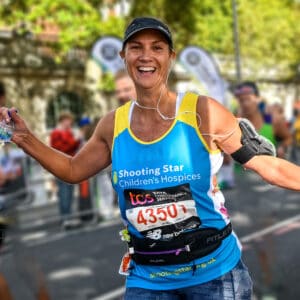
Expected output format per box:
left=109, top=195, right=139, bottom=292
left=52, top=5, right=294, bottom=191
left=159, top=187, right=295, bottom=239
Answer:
left=3, top=108, right=114, bottom=184
left=200, top=96, right=300, bottom=191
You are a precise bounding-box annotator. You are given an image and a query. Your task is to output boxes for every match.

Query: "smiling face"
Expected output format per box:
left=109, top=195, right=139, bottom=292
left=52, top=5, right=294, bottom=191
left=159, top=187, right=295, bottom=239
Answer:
left=120, top=29, right=175, bottom=91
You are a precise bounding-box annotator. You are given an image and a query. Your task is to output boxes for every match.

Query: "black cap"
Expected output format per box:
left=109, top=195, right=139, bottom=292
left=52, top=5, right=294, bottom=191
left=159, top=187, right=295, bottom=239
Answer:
left=233, top=81, right=259, bottom=96
left=122, top=17, right=173, bottom=50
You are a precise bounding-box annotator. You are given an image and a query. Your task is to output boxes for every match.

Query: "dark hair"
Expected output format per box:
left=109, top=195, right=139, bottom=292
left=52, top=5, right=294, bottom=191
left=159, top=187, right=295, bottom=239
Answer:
left=233, top=81, right=260, bottom=96
left=0, top=81, right=5, bottom=97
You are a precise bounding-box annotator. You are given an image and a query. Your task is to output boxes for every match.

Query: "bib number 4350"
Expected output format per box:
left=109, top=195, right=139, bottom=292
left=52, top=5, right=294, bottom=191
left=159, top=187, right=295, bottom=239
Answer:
left=137, top=203, right=187, bottom=226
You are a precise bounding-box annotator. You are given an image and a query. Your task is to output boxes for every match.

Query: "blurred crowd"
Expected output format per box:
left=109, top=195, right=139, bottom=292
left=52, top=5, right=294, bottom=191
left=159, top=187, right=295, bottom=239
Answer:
left=0, top=70, right=136, bottom=233
left=218, top=81, right=300, bottom=190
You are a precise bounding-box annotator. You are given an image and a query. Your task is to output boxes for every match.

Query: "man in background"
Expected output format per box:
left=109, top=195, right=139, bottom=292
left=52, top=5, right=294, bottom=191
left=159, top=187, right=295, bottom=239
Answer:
left=115, top=69, right=136, bottom=105
left=234, top=81, right=292, bottom=158
left=96, top=69, right=136, bottom=220
left=50, top=112, right=80, bottom=228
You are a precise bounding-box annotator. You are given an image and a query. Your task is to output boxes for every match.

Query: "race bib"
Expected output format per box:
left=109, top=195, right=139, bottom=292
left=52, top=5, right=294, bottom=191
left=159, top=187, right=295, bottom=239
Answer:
left=124, top=183, right=201, bottom=240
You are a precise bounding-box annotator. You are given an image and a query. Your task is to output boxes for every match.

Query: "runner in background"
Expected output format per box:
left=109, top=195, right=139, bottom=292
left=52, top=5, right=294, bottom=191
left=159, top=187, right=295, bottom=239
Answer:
left=234, top=81, right=292, bottom=158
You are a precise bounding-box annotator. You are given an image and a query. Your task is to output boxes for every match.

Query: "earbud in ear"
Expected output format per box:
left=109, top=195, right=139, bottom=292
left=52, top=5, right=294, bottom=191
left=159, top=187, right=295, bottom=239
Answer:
left=170, top=59, right=175, bottom=69
left=123, top=59, right=128, bottom=70
left=168, top=59, right=175, bottom=73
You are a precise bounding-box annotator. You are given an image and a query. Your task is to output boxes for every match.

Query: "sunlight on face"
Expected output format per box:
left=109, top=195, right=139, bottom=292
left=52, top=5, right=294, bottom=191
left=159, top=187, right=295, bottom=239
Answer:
left=121, top=29, right=175, bottom=90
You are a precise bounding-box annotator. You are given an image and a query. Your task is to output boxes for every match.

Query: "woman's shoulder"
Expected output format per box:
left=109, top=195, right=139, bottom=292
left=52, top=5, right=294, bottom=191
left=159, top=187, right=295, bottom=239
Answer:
left=94, top=105, right=130, bottom=149
left=91, top=110, right=116, bottom=148
left=195, top=94, right=225, bottom=113
left=102, top=109, right=117, bottom=123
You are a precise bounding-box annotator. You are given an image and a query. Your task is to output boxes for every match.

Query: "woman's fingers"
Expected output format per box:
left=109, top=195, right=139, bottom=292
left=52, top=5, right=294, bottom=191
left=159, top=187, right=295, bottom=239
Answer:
left=0, top=107, right=19, bottom=123
left=8, top=108, right=19, bottom=122
left=0, top=107, right=13, bottom=123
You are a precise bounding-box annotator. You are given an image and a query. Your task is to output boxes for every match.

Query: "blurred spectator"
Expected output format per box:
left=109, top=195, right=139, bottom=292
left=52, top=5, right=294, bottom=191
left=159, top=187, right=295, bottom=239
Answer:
left=293, top=109, right=300, bottom=143
left=0, top=82, right=25, bottom=217
left=0, top=81, right=50, bottom=299
left=0, top=81, right=14, bottom=299
left=50, top=112, right=80, bottom=228
left=234, top=81, right=292, bottom=158
left=85, top=118, right=116, bottom=221
left=78, top=116, right=92, bottom=144
left=77, top=117, right=95, bottom=222
left=270, top=102, right=292, bottom=146
left=94, top=70, right=137, bottom=220
left=115, top=69, right=136, bottom=106
left=0, top=81, right=6, bottom=107
left=0, top=144, right=23, bottom=186
left=291, top=105, right=300, bottom=162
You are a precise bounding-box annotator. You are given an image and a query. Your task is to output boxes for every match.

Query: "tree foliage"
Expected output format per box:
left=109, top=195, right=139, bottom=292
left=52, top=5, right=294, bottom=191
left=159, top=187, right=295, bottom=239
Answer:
left=0, top=0, right=299, bottom=76
left=129, top=0, right=300, bottom=75
left=237, top=0, right=300, bottom=69
left=0, top=0, right=125, bottom=59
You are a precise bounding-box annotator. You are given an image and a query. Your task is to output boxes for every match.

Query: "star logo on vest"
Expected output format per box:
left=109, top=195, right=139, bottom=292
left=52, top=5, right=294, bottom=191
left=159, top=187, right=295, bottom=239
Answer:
left=113, top=171, right=118, bottom=185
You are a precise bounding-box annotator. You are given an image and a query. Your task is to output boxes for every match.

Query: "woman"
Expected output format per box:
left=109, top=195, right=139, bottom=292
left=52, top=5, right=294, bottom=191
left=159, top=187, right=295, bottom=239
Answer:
left=2, top=17, right=300, bottom=299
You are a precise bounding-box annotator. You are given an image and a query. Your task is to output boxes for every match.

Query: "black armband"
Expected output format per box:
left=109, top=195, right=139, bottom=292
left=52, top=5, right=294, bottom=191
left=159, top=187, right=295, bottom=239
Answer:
left=231, top=118, right=276, bottom=164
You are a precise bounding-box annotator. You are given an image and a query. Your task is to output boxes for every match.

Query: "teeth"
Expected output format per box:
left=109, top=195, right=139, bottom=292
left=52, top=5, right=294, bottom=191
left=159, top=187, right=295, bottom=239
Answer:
left=138, top=67, right=155, bottom=72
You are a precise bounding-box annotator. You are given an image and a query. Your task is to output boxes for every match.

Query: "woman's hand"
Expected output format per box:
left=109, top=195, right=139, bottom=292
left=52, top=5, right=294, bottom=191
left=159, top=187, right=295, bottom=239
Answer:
left=0, top=107, right=31, bottom=147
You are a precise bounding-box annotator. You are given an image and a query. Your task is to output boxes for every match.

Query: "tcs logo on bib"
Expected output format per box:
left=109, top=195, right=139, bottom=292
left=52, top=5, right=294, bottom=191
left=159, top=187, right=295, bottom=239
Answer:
left=129, top=192, right=155, bottom=206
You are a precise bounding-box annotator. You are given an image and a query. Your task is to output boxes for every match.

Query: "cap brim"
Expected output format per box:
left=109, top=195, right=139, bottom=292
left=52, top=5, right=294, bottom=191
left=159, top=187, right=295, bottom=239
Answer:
left=123, top=26, right=172, bottom=48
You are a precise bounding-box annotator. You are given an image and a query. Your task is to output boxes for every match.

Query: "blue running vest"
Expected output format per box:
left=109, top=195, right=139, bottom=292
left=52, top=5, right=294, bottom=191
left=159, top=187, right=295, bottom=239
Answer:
left=111, top=92, right=241, bottom=290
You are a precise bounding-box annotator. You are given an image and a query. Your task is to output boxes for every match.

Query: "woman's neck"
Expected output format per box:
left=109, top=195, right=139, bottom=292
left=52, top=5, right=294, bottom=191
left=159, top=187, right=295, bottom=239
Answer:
left=134, top=87, right=177, bottom=120
left=135, top=85, right=166, bottom=107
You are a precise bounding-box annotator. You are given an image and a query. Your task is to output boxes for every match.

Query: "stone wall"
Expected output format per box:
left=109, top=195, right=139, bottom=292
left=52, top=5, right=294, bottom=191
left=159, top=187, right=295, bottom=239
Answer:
left=0, top=32, right=109, bottom=141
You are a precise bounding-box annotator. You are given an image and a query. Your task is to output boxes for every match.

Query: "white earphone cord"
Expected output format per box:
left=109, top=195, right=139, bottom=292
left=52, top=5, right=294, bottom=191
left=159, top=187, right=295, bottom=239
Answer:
left=132, top=64, right=239, bottom=139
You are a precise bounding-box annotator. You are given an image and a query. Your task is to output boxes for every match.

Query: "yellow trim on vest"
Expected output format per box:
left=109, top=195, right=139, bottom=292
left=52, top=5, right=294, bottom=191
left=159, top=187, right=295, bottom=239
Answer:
left=128, top=118, right=178, bottom=145
left=112, top=101, right=131, bottom=152
left=114, top=101, right=131, bottom=139
left=177, top=92, right=220, bottom=154
left=112, top=93, right=220, bottom=153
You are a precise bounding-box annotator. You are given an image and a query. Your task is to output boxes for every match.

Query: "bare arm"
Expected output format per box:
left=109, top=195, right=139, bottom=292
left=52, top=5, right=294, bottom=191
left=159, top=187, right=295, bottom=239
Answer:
left=9, top=109, right=114, bottom=184
left=244, top=155, right=300, bottom=190
left=198, top=96, right=300, bottom=191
